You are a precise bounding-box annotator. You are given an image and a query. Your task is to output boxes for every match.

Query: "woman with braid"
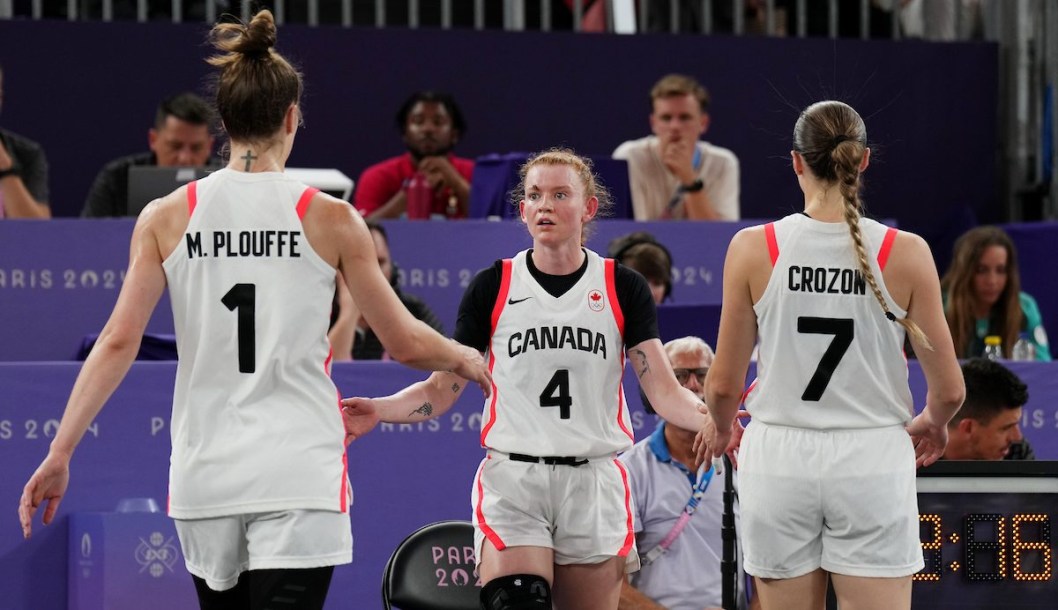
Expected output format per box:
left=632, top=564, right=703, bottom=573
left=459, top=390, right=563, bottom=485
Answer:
left=704, top=101, right=964, bottom=610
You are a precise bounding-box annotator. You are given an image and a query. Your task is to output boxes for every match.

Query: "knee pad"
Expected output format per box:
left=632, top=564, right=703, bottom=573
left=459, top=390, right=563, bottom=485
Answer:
left=480, top=573, right=552, bottom=610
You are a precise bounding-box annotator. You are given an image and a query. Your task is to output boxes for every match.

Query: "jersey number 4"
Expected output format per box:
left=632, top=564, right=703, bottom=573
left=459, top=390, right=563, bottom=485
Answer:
left=222, top=283, right=256, bottom=374
left=797, top=316, right=853, bottom=401
left=540, top=369, right=572, bottom=419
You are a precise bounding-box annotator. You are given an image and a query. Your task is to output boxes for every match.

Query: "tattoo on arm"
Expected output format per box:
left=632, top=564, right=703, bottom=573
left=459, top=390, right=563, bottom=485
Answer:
left=408, top=402, right=433, bottom=418
left=451, top=383, right=461, bottom=393
left=631, top=348, right=650, bottom=380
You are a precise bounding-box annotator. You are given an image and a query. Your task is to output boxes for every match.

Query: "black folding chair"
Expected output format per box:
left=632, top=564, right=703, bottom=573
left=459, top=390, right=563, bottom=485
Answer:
left=382, top=520, right=480, bottom=610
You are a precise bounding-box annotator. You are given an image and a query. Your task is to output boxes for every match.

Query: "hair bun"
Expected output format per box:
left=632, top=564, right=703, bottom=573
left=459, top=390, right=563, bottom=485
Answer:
left=240, top=11, right=277, bottom=56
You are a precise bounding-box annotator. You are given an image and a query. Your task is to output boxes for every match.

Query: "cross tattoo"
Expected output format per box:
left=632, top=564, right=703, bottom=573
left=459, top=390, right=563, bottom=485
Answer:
left=241, top=150, right=258, bottom=171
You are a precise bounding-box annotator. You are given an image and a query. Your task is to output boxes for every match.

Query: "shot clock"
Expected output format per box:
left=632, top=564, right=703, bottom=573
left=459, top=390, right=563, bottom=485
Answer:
left=910, top=461, right=1057, bottom=609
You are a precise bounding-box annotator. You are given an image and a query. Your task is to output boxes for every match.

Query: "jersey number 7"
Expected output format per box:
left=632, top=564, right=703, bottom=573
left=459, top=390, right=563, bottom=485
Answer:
left=797, top=316, right=853, bottom=401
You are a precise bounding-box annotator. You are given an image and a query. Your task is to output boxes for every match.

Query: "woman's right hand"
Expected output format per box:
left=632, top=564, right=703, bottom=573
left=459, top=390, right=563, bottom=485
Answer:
left=906, top=409, right=949, bottom=468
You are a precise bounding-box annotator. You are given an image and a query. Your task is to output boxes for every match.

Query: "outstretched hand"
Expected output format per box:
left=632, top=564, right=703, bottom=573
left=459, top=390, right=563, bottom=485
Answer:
left=340, top=397, right=381, bottom=445
left=19, top=453, right=71, bottom=539
left=906, top=410, right=949, bottom=468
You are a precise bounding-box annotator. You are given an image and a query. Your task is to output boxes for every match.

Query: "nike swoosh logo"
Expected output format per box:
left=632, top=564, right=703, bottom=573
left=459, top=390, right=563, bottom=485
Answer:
left=507, top=296, right=533, bottom=305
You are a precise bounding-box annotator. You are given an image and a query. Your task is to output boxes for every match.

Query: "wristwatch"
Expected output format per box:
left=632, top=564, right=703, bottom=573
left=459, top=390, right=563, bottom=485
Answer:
left=679, top=178, right=704, bottom=193
left=0, top=164, right=21, bottom=180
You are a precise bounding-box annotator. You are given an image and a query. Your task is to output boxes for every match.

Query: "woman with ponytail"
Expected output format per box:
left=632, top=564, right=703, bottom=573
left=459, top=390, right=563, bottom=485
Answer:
left=18, top=10, right=490, bottom=610
left=704, top=101, right=964, bottom=610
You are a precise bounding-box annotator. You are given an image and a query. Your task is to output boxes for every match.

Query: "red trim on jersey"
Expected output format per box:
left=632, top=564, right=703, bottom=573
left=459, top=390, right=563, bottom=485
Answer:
left=187, top=181, right=198, bottom=216
left=613, top=459, right=636, bottom=557
left=764, top=222, right=778, bottom=266
left=606, top=259, right=634, bottom=441
left=877, top=227, right=898, bottom=271
left=740, top=379, right=758, bottom=404
left=334, top=386, right=349, bottom=512
left=480, top=260, right=513, bottom=447
left=474, top=455, right=506, bottom=550
left=616, top=353, right=635, bottom=442
left=604, top=258, right=625, bottom=336
left=339, top=451, right=349, bottom=513
left=295, top=187, right=320, bottom=219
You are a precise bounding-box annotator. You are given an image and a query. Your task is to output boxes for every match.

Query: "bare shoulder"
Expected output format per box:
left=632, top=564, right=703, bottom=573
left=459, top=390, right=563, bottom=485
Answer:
left=726, top=224, right=770, bottom=265
left=137, top=186, right=192, bottom=258
left=887, top=230, right=936, bottom=275
left=301, top=192, right=369, bottom=265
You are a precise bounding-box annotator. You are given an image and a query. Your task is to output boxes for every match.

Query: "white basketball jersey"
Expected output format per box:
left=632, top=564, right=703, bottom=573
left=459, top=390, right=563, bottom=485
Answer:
left=162, top=168, right=348, bottom=519
left=744, top=214, right=913, bottom=429
left=481, top=250, right=634, bottom=457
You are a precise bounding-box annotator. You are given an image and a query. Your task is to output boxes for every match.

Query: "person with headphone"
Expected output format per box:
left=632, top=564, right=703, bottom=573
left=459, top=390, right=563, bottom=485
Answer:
left=608, top=231, right=675, bottom=305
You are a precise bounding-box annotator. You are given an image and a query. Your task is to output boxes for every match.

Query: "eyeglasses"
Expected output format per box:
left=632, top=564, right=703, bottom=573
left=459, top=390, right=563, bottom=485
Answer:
left=673, top=367, right=708, bottom=386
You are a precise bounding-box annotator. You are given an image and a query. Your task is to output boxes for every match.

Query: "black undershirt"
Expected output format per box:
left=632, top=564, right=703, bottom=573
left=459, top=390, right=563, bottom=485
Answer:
left=452, top=249, right=659, bottom=353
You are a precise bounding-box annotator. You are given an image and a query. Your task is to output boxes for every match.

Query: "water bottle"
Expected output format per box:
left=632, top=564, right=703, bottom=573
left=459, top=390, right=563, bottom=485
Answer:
left=404, top=173, right=433, bottom=220
left=1012, top=333, right=1036, bottom=361
left=982, top=335, right=1003, bottom=361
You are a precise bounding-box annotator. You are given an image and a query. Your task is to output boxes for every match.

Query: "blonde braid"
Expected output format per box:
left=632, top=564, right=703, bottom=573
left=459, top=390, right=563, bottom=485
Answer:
left=835, top=150, right=933, bottom=351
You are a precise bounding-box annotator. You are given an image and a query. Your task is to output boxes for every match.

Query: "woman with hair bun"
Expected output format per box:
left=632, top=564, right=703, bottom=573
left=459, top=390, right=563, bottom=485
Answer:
left=18, top=10, right=490, bottom=610
left=705, top=101, right=965, bottom=610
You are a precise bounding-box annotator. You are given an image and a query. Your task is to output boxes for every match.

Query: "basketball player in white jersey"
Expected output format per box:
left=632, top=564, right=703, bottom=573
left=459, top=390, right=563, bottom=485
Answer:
left=703, top=101, right=965, bottom=610
left=342, top=149, right=735, bottom=609
left=17, top=10, right=490, bottom=610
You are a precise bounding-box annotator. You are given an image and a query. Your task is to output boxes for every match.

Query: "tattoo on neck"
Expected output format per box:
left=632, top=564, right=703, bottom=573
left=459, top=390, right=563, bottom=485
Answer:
left=409, top=402, right=433, bottom=418
left=241, top=150, right=258, bottom=171
left=632, top=348, right=650, bottom=379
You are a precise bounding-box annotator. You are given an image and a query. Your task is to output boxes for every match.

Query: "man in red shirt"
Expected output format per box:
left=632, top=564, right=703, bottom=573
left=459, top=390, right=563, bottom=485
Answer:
left=354, top=91, right=473, bottom=220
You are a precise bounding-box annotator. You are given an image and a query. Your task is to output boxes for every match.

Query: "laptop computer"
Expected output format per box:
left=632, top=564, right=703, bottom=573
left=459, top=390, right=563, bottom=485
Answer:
left=126, top=166, right=355, bottom=216
left=126, top=165, right=214, bottom=216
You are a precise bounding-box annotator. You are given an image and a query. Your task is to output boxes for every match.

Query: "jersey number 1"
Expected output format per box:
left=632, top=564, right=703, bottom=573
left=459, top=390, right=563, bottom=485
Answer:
left=222, top=283, right=256, bottom=373
left=797, top=316, right=853, bottom=401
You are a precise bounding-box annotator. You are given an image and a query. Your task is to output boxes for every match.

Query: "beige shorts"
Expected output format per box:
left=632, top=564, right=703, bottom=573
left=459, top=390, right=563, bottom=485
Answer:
left=174, top=509, right=353, bottom=591
left=471, top=451, right=640, bottom=573
left=738, top=422, right=924, bottom=579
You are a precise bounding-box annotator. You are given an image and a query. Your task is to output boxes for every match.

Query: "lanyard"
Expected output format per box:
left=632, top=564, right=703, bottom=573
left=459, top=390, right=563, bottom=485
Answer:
left=641, top=464, right=714, bottom=564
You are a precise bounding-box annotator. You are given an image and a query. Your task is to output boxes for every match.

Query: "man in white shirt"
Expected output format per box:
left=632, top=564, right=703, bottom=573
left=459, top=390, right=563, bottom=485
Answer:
left=613, top=74, right=740, bottom=221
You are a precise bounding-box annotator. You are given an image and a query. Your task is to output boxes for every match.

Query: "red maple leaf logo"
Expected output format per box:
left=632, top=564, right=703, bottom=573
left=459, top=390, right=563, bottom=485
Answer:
left=590, top=292, right=602, bottom=301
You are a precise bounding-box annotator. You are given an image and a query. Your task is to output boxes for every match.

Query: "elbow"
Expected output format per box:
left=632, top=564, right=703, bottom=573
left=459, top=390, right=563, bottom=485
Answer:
left=706, top=378, right=743, bottom=405
left=939, top=385, right=966, bottom=413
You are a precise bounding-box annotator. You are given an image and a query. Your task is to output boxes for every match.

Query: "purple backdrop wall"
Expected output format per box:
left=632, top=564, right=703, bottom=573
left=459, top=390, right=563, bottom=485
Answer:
left=0, top=21, right=997, bottom=268
left=3, top=361, right=1057, bottom=609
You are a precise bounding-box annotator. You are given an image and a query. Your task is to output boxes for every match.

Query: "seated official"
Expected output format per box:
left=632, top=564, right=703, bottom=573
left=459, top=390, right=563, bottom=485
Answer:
left=81, top=92, right=219, bottom=217
left=0, top=62, right=50, bottom=219
left=619, top=337, right=756, bottom=610
left=943, top=358, right=1031, bottom=461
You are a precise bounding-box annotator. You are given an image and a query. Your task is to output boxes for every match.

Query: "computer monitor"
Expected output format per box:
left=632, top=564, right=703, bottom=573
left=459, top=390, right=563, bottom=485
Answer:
left=126, top=166, right=214, bottom=216
left=284, top=167, right=354, bottom=201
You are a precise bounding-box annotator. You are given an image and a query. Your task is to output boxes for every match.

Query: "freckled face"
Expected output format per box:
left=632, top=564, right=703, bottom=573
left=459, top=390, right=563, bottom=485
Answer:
left=519, top=164, right=596, bottom=248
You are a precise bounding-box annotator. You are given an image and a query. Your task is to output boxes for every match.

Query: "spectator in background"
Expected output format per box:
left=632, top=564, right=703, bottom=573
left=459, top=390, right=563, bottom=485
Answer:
left=0, top=63, right=51, bottom=218
left=614, top=74, right=739, bottom=221
left=329, top=221, right=444, bottom=360
left=608, top=230, right=674, bottom=304
left=354, top=91, right=473, bottom=220
left=81, top=92, right=218, bottom=217
left=941, top=226, right=1051, bottom=361
left=943, top=358, right=1031, bottom=460
left=619, top=336, right=755, bottom=610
